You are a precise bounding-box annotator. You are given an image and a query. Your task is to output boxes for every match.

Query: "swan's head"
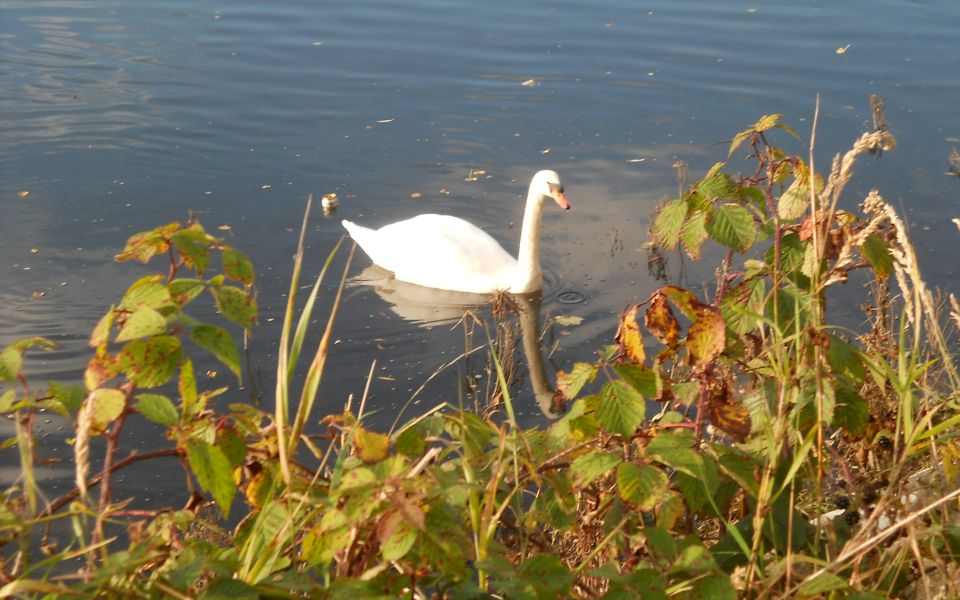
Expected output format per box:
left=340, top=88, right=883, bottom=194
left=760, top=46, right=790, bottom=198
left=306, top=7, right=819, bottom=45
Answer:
left=531, top=169, right=570, bottom=210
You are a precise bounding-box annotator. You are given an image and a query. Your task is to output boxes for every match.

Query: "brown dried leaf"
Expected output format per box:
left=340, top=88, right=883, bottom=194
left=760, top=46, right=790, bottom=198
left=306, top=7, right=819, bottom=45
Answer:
left=645, top=292, right=680, bottom=349
left=615, top=305, right=645, bottom=364
left=705, top=397, right=752, bottom=442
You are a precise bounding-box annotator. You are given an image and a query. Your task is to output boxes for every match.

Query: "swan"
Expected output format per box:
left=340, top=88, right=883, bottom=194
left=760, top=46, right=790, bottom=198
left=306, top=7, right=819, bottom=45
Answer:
left=342, top=170, right=570, bottom=294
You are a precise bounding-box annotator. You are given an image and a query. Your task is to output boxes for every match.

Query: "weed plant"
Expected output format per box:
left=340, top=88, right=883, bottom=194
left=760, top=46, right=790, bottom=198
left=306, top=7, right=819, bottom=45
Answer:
left=2, top=111, right=959, bottom=598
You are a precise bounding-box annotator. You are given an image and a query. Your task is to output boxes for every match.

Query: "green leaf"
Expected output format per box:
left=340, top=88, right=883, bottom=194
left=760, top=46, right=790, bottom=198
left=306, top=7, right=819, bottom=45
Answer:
left=671, top=544, right=717, bottom=575
left=696, top=170, right=738, bottom=202
left=832, top=387, right=868, bottom=435
left=693, top=574, right=736, bottom=600
left=172, top=227, right=212, bottom=275
left=679, top=210, right=708, bottom=259
left=380, top=511, right=417, bottom=560
left=556, top=362, right=598, bottom=400
left=517, top=554, right=573, bottom=598
left=614, top=364, right=661, bottom=398
left=185, top=440, right=236, bottom=517
left=89, top=388, right=126, bottom=432
left=571, top=451, right=622, bottom=488
left=217, top=426, right=247, bottom=468
left=777, top=177, right=808, bottom=221
left=116, top=306, right=168, bottom=342
left=223, top=246, right=255, bottom=285
left=136, top=393, right=178, bottom=426
left=49, top=382, right=85, bottom=413
left=89, top=306, right=117, bottom=348
left=179, top=358, right=199, bottom=416
left=706, top=203, right=756, bottom=252
left=861, top=234, right=893, bottom=279
left=118, top=336, right=182, bottom=388
left=199, top=578, right=260, bottom=600
left=211, top=285, right=257, bottom=328
left=617, top=462, right=668, bottom=510
left=118, top=275, right=173, bottom=311
left=0, top=346, right=22, bottom=382
left=169, top=278, right=207, bottom=305
left=191, top=324, right=241, bottom=379
left=796, top=571, right=848, bottom=597
left=1, top=390, right=17, bottom=412
left=652, top=199, right=688, bottom=249
left=597, top=380, right=646, bottom=437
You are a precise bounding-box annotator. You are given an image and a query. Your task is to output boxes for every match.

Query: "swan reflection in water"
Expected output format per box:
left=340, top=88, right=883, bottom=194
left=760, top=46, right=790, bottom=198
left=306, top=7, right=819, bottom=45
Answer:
left=350, top=265, right=565, bottom=419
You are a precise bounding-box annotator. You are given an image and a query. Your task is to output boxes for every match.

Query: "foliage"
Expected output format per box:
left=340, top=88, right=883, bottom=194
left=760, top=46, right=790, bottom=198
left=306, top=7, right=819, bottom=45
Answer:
left=3, top=116, right=960, bottom=598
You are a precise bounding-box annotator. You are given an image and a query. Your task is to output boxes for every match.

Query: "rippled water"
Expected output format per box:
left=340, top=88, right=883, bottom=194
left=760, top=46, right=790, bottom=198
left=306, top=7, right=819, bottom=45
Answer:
left=3, top=0, right=960, bottom=494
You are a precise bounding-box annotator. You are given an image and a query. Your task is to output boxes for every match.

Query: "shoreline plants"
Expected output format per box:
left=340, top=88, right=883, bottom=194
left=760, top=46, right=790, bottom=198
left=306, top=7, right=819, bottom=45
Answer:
left=2, top=108, right=960, bottom=598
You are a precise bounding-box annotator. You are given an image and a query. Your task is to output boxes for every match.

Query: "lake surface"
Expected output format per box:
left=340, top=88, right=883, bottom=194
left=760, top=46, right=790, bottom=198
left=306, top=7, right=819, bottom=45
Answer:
left=2, top=0, right=960, bottom=496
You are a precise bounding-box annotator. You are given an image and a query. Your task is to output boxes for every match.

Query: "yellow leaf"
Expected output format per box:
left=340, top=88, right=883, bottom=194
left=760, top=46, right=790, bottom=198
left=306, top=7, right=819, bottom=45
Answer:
left=615, top=305, right=645, bottom=364
left=354, top=426, right=390, bottom=463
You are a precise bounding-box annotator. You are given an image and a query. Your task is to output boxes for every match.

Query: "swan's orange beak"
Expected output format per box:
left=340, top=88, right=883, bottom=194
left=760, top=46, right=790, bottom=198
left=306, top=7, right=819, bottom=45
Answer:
left=551, top=189, right=571, bottom=210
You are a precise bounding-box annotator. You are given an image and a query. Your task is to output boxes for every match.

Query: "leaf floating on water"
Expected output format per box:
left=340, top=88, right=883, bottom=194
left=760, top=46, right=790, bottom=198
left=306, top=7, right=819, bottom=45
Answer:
left=321, top=193, right=339, bottom=208
left=541, top=148, right=551, bottom=154
left=18, top=190, right=30, bottom=198
left=32, top=291, right=45, bottom=299
left=439, top=188, right=450, bottom=195
left=465, top=168, right=487, bottom=182
left=627, top=158, right=646, bottom=163
left=217, top=224, right=232, bottom=231
left=553, top=315, right=583, bottom=327
left=376, top=118, right=394, bottom=124
left=521, top=79, right=538, bottom=87
left=410, top=192, right=422, bottom=199
left=30, top=248, right=39, bottom=254
left=261, top=184, right=272, bottom=190
left=835, top=44, right=851, bottom=55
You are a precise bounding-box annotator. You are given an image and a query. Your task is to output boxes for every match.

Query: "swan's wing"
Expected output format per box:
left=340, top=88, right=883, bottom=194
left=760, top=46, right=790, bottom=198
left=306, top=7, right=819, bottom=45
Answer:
left=358, top=214, right=518, bottom=293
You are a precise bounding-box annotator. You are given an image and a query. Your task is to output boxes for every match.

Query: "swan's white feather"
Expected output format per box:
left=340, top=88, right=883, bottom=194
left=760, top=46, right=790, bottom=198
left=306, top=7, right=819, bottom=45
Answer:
left=342, top=170, right=565, bottom=294
left=343, top=214, right=517, bottom=293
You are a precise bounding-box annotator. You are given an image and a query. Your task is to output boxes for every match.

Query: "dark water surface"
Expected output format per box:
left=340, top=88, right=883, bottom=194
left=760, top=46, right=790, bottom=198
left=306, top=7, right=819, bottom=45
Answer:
left=3, top=0, right=960, bottom=495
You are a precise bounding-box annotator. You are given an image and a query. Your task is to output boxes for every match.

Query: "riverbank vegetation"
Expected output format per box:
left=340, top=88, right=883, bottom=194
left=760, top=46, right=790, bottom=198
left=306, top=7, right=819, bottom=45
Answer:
left=3, top=111, right=959, bottom=598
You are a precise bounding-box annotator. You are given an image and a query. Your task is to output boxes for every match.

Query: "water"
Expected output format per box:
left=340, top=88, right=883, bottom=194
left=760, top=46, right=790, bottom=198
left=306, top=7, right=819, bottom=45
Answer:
left=3, top=0, right=960, bottom=497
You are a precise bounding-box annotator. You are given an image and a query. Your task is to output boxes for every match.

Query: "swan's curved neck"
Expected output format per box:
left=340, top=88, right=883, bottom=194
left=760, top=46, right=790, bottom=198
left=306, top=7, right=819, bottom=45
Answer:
left=511, top=186, right=545, bottom=293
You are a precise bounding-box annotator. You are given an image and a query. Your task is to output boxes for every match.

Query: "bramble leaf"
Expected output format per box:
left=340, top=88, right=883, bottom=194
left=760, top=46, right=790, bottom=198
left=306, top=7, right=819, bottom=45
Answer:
left=652, top=199, right=688, bottom=249
left=223, top=246, right=255, bottom=285
left=571, top=451, right=622, bottom=488
left=645, top=292, right=680, bottom=349
left=687, top=307, right=725, bottom=367
left=597, top=380, right=646, bottom=437
left=617, top=462, right=669, bottom=510
left=211, top=286, right=257, bottom=328
left=556, top=362, right=598, bottom=400
left=116, top=307, right=168, bottom=342
left=186, top=440, right=236, bottom=517
left=707, top=203, right=756, bottom=252
left=136, top=393, right=179, bottom=426
left=355, top=426, right=390, bottom=463
left=679, top=210, right=708, bottom=259
left=118, top=336, right=182, bottom=388
left=191, top=324, right=241, bottom=379
left=615, top=305, right=645, bottom=364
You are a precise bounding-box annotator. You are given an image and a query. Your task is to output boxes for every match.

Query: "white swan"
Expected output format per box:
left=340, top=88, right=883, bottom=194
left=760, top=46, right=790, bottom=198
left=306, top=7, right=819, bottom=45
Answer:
left=342, top=170, right=569, bottom=294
